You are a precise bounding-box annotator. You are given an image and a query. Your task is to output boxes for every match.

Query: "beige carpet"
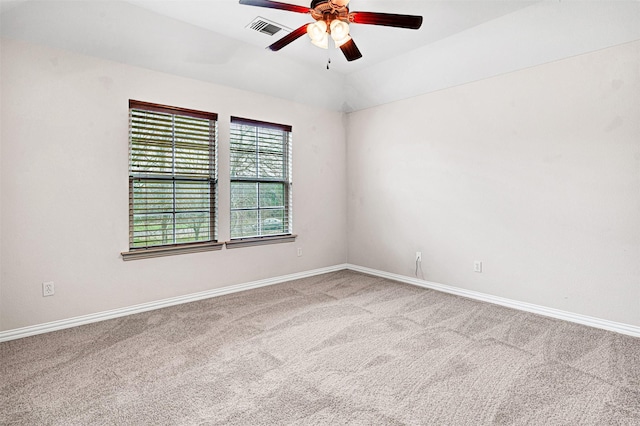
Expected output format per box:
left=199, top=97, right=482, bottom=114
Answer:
left=1, top=270, right=639, bottom=425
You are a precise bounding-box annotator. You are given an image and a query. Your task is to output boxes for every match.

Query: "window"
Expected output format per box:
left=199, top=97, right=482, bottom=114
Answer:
left=230, top=117, right=292, bottom=240
left=125, top=100, right=220, bottom=258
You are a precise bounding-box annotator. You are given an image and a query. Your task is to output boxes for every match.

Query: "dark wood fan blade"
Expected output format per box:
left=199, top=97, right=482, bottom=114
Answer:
left=350, top=11, right=423, bottom=29
left=340, top=38, right=363, bottom=62
left=239, top=0, right=310, bottom=14
left=268, top=23, right=310, bottom=51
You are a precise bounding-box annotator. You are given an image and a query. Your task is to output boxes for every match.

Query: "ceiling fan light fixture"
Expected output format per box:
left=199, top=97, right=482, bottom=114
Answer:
left=330, top=19, right=351, bottom=48
left=311, top=33, right=329, bottom=49
left=307, top=20, right=328, bottom=49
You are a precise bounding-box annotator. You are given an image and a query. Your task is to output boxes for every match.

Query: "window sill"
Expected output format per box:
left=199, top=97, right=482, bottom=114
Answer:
left=225, top=234, right=297, bottom=249
left=121, top=241, right=224, bottom=261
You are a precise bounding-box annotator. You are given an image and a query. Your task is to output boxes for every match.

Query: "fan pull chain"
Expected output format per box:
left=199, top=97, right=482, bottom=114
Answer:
left=327, top=47, right=331, bottom=70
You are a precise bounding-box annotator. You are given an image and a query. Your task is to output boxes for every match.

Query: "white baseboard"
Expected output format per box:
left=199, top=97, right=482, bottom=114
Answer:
left=0, top=264, right=348, bottom=343
left=3, top=262, right=638, bottom=342
left=346, top=264, right=640, bottom=338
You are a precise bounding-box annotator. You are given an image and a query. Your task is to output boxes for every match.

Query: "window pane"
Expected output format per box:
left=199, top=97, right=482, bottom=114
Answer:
left=259, top=183, right=284, bottom=208
left=175, top=212, right=210, bottom=243
left=175, top=145, right=211, bottom=177
left=262, top=209, right=285, bottom=235
left=175, top=181, right=210, bottom=213
left=258, top=153, right=284, bottom=178
left=175, top=116, right=211, bottom=177
left=130, top=110, right=174, bottom=175
left=231, top=210, right=258, bottom=238
left=232, top=124, right=257, bottom=151
left=132, top=180, right=173, bottom=215
left=230, top=149, right=257, bottom=178
left=257, top=128, right=284, bottom=154
left=132, top=213, right=174, bottom=247
left=231, top=182, right=258, bottom=209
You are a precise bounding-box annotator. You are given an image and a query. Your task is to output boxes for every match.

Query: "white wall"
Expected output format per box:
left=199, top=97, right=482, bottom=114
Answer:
left=347, top=41, right=640, bottom=327
left=0, top=39, right=347, bottom=331
left=344, top=1, right=640, bottom=111
left=2, top=37, right=639, bottom=333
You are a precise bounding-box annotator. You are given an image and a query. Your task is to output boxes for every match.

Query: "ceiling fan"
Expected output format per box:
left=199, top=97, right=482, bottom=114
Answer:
left=239, top=0, right=423, bottom=62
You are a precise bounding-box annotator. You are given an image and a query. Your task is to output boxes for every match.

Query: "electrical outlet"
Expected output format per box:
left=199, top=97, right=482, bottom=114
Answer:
left=416, top=252, right=422, bottom=262
left=474, top=261, right=482, bottom=273
left=42, top=281, right=55, bottom=297
left=297, top=248, right=303, bottom=257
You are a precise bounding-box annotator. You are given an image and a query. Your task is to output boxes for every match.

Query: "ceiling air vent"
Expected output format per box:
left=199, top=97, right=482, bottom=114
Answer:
left=247, top=17, right=290, bottom=36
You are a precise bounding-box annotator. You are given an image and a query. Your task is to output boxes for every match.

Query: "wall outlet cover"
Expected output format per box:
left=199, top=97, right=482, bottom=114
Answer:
left=43, top=281, right=55, bottom=296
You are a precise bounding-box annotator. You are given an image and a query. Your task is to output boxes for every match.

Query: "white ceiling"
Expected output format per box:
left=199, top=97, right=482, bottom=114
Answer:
left=1, top=0, right=639, bottom=111
left=126, top=0, right=539, bottom=74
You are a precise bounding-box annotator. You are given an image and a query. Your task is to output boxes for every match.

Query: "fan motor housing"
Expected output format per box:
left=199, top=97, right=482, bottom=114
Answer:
left=310, top=0, right=329, bottom=8
left=310, top=0, right=349, bottom=23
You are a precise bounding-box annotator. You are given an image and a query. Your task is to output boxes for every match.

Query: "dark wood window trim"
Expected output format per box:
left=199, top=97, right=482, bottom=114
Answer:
left=230, top=116, right=292, bottom=132
left=129, top=100, right=218, bottom=121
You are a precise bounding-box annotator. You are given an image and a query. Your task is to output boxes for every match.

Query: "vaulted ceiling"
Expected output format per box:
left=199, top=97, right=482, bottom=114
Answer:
left=2, top=0, right=639, bottom=111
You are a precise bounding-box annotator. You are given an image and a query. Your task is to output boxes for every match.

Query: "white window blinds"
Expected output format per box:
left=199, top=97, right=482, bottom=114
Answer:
left=230, top=117, right=292, bottom=239
left=129, top=100, right=218, bottom=249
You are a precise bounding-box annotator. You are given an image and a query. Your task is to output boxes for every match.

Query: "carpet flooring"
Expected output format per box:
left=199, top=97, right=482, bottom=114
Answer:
left=1, top=270, right=639, bottom=425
